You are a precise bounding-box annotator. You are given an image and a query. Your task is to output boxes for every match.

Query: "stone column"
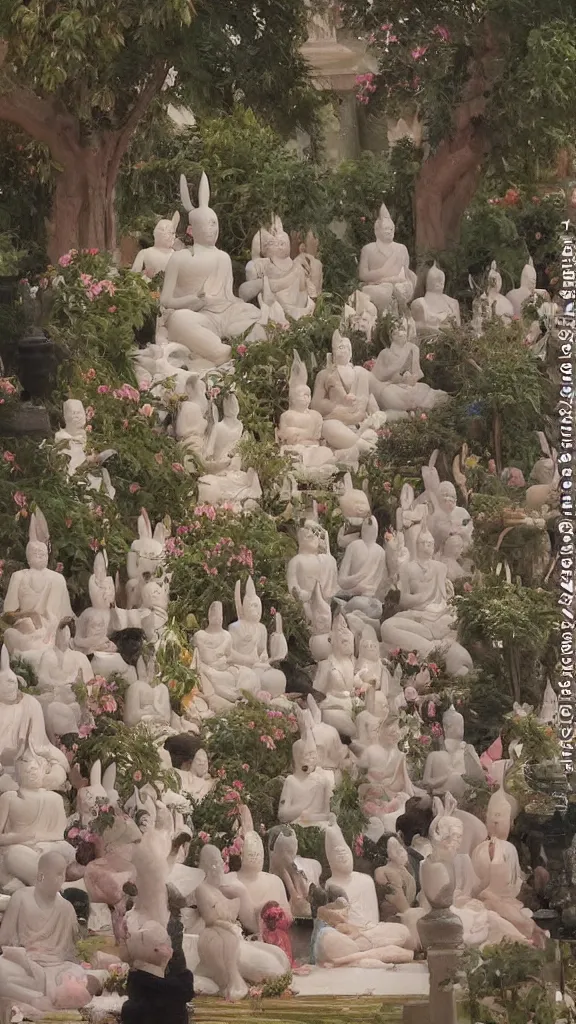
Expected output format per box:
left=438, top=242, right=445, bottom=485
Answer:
left=403, top=907, right=463, bottom=1024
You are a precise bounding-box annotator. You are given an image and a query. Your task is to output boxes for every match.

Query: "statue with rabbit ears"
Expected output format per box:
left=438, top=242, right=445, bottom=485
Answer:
left=3, top=507, right=74, bottom=633
left=239, top=214, right=316, bottom=321
left=226, top=577, right=287, bottom=698
left=73, top=549, right=118, bottom=656
left=125, top=509, right=169, bottom=610
left=131, top=211, right=180, bottom=278
left=159, top=171, right=265, bottom=369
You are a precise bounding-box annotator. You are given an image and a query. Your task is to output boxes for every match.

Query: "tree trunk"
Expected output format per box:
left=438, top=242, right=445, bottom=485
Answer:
left=414, top=124, right=490, bottom=254
left=47, top=145, right=118, bottom=263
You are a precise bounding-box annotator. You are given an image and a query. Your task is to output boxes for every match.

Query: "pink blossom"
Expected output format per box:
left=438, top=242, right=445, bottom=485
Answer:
left=0, top=379, right=16, bottom=394
left=418, top=734, right=431, bottom=746
left=133, top=770, right=143, bottom=782
left=138, top=403, right=154, bottom=417
left=216, top=768, right=227, bottom=778
left=55, top=562, right=64, bottom=573
left=427, top=701, right=436, bottom=718
left=433, top=25, right=450, bottom=41
left=80, top=273, right=93, bottom=286
left=198, top=831, right=211, bottom=843
left=68, top=827, right=80, bottom=839
left=430, top=722, right=443, bottom=737
left=488, top=459, right=496, bottom=475
left=171, top=462, right=185, bottom=473
left=247, top=721, right=255, bottom=729
left=242, top=763, right=250, bottom=770
left=425, top=352, right=435, bottom=361
left=420, top=413, right=428, bottom=421
left=58, top=253, right=73, bottom=267
left=89, top=538, right=99, bottom=552
left=101, top=280, right=116, bottom=296
left=404, top=686, right=418, bottom=702
left=237, top=344, right=248, bottom=356
left=100, top=696, right=117, bottom=714
left=407, top=652, right=419, bottom=666
left=3, top=451, right=15, bottom=463
left=270, top=607, right=277, bottom=616
left=97, top=385, right=110, bottom=394
left=389, top=647, right=401, bottom=657
left=353, top=835, right=364, bottom=857
left=232, top=780, right=244, bottom=791
left=13, top=491, right=27, bottom=507
left=260, top=734, right=276, bottom=750
left=108, top=306, right=117, bottom=313
left=85, top=406, right=95, bottom=421
left=78, top=723, right=94, bottom=738
left=383, top=481, right=392, bottom=493
left=186, top=226, right=194, bottom=237
left=273, top=728, right=284, bottom=741
left=363, top=358, right=375, bottom=369
left=411, top=45, right=428, bottom=60
left=89, top=248, right=99, bottom=255
left=129, top=482, right=141, bottom=493
left=463, top=582, right=473, bottom=592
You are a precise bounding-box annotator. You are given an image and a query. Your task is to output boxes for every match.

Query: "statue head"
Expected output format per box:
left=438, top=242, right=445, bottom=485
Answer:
left=387, top=835, right=409, bottom=867
left=358, top=624, right=380, bottom=662
left=426, top=262, right=445, bottom=294
left=26, top=540, right=49, bottom=570
left=0, top=646, right=19, bottom=704
left=356, top=709, right=382, bottom=746
left=442, top=533, right=464, bottom=559
left=487, top=261, right=502, bottom=293
left=438, top=480, right=457, bottom=512
left=153, top=211, right=179, bottom=249
left=339, top=474, right=371, bottom=522
left=416, top=528, right=435, bottom=561
left=190, top=747, right=209, bottom=777
left=297, top=521, right=320, bottom=555
left=331, top=329, right=352, bottom=366
left=430, top=810, right=464, bottom=857
left=501, top=466, right=526, bottom=489
left=331, top=613, right=354, bottom=657
left=290, top=383, right=312, bottom=413
left=381, top=716, right=402, bottom=747
left=207, top=600, right=224, bottom=628
left=325, top=824, right=353, bottom=875
left=15, top=743, right=51, bottom=791
left=520, top=258, right=537, bottom=293
left=236, top=576, right=261, bottom=624
left=222, top=393, right=240, bottom=419
left=260, top=216, right=291, bottom=261
left=486, top=787, right=512, bottom=840
left=361, top=515, right=379, bottom=546
left=36, top=851, right=68, bottom=898
left=89, top=550, right=115, bottom=611
left=242, top=830, right=264, bottom=872
left=442, top=704, right=464, bottom=741
left=268, top=824, right=298, bottom=864
left=293, top=737, right=319, bottom=775
left=55, top=622, right=72, bottom=652
left=63, top=398, right=86, bottom=433
left=198, top=844, right=225, bottom=885
left=390, top=317, right=409, bottom=347
left=125, top=921, right=173, bottom=970
left=374, top=203, right=395, bottom=244
left=180, top=172, right=219, bottom=247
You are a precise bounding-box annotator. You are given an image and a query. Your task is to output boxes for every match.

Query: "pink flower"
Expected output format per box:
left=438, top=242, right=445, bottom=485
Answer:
left=89, top=538, right=99, bottom=552
left=427, top=701, right=436, bottom=718
left=273, top=728, right=284, bottom=741
left=55, top=562, right=64, bottom=573
left=0, top=379, right=16, bottom=394
left=68, top=827, right=80, bottom=839
left=100, top=696, right=117, bottom=714
left=133, top=770, right=143, bottom=782
left=420, top=413, right=428, bottom=421
left=198, top=831, right=211, bottom=843
left=242, top=763, right=250, bottom=770
left=425, top=352, right=435, bottom=361
left=260, top=735, right=276, bottom=750
left=433, top=25, right=450, bottom=41
left=13, top=491, right=27, bottom=507
left=237, top=344, right=248, bottom=356
left=463, top=582, right=473, bottom=592
left=186, top=226, right=194, bottom=237
left=138, top=403, right=154, bottom=417
left=78, top=723, right=94, bottom=738
left=129, top=482, right=141, bottom=493
left=407, top=652, right=419, bottom=666
left=108, top=306, right=117, bottom=313
left=418, top=734, right=431, bottom=746
left=363, top=358, right=375, bottom=369
left=430, top=722, right=443, bottom=737
left=85, top=406, right=95, bottom=421
left=383, top=481, right=392, bottom=493
left=97, top=385, right=110, bottom=394
left=428, top=662, right=440, bottom=675
left=270, top=607, right=277, bottom=616
left=411, top=45, right=428, bottom=60
left=247, top=721, right=255, bottom=729
left=171, top=462, right=185, bottom=473
left=58, top=253, right=73, bottom=267
left=353, top=835, right=364, bottom=857
left=89, top=248, right=99, bottom=255
left=232, top=780, right=244, bottom=791
left=80, top=273, right=93, bottom=286
left=217, top=768, right=227, bottom=778
left=404, top=686, right=418, bottom=702
left=3, top=451, right=15, bottom=462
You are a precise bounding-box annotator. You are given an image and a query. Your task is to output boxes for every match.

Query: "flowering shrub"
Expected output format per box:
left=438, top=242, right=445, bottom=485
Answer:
left=69, top=719, right=178, bottom=801
left=103, top=962, right=129, bottom=996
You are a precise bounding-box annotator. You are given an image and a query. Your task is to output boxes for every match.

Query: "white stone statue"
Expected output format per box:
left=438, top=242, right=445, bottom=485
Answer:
left=482, top=261, right=515, bottom=324
left=300, top=696, right=351, bottom=783
left=370, top=316, right=448, bottom=416
left=277, top=350, right=339, bottom=481
left=202, top=392, right=243, bottom=471
left=287, top=520, right=338, bottom=623
left=354, top=714, right=414, bottom=830
left=471, top=787, right=544, bottom=944
left=314, top=613, right=360, bottom=738
left=140, top=573, right=170, bottom=647
left=538, top=680, right=558, bottom=725
left=311, top=330, right=382, bottom=456
left=506, top=257, right=550, bottom=318
left=410, top=263, right=461, bottom=336
left=0, top=647, right=69, bottom=790
left=174, top=374, right=209, bottom=459
left=343, top=291, right=378, bottom=344
left=227, top=577, right=287, bottom=697
left=354, top=627, right=396, bottom=711
left=526, top=432, right=559, bottom=511
left=3, top=509, right=74, bottom=646
left=308, top=581, right=333, bottom=663
left=422, top=704, right=484, bottom=800
left=73, top=550, right=117, bottom=657
left=37, top=622, right=93, bottom=692
left=227, top=807, right=289, bottom=931
left=54, top=399, right=116, bottom=498
left=0, top=737, right=75, bottom=891
left=358, top=202, right=417, bottom=312
left=240, top=216, right=316, bottom=320
left=0, top=852, right=97, bottom=1016
left=337, top=516, right=389, bottom=599
left=192, top=601, right=259, bottom=707
left=313, top=888, right=414, bottom=967
left=380, top=527, right=473, bottom=677
left=336, top=473, right=372, bottom=550
left=123, top=657, right=172, bottom=730
left=197, top=455, right=262, bottom=510
left=177, top=747, right=216, bottom=803
left=278, top=727, right=335, bottom=829
left=160, top=172, right=265, bottom=370
left=419, top=455, right=473, bottom=553
left=439, top=534, right=470, bottom=582
left=126, top=509, right=168, bottom=610
left=268, top=824, right=321, bottom=918
left=132, top=212, right=180, bottom=278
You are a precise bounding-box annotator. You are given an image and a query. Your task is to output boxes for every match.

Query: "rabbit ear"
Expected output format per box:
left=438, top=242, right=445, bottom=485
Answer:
left=234, top=579, right=243, bottom=620
left=365, top=684, right=376, bottom=715
left=0, top=646, right=10, bottom=673
left=29, top=507, right=50, bottom=547
left=444, top=792, right=457, bottom=817
left=136, top=656, right=146, bottom=678
left=306, top=694, right=322, bottom=725
left=432, top=796, right=444, bottom=819
left=90, top=760, right=102, bottom=788
left=153, top=520, right=168, bottom=545
left=342, top=472, right=353, bottom=492
left=180, top=174, right=194, bottom=214
left=138, top=509, right=152, bottom=540
left=94, top=551, right=107, bottom=581
left=239, top=803, right=254, bottom=835
left=536, top=431, right=551, bottom=458
left=198, top=172, right=210, bottom=208
left=171, top=211, right=180, bottom=230
left=102, top=763, right=117, bottom=798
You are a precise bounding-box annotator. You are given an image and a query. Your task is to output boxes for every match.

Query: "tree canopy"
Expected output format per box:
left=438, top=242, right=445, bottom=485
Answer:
left=340, top=0, right=576, bottom=251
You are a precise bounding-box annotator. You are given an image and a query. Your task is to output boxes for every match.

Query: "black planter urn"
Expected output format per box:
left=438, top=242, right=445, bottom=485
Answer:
left=17, top=327, right=62, bottom=399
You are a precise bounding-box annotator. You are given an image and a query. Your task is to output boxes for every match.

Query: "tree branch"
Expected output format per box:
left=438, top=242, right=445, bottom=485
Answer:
left=0, top=53, right=80, bottom=162
left=108, top=62, right=171, bottom=181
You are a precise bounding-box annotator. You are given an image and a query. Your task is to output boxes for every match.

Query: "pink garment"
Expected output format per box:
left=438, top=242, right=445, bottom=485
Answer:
left=52, top=973, right=92, bottom=1010
left=480, top=735, right=502, bottom=771
left=260, top=903, right=294, bottom=966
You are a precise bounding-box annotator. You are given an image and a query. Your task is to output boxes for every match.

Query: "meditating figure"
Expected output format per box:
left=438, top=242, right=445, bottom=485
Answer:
left=37, top=622, right=93, bottom=693
left=74, top=550, right=117, bottom=656
left=126, top=510, right=168, bottom=610
left=439, top=534, right=470, bottom=582
left=54, top=399, right=115, bottom=498
left=192, top=601, right=258, bottom=707
left=374, top=835, right=417, bottom=919
left=277, top=350, right=339, bottom=480
left=311, top=330, right=381, bottom=455
left=411, top=263, right=461, bottom=336
left=380, top=528, right=473, bottom=677
left=0, top=739, right=75, bottom=891
left=4, top=509, right=74, bottom=641
left=240, top=217, right=315, bottom=321
left=197, top=456, right=262, bottom=510
left=124, top=658, right=172, bottom=731
left=359, top=203, right=417, bottom=312
left=342, top=290, right=378, bottom=343
left=227, top=577, right=287, bottom=697
left=174, top=374, right=209, bottom=459
left=287, top=521, right=338, bottom=623
left=0, top=852, right=98, bottom=1016
left=202, top=392, right=243, bottom=471
left=337, top=516, right=389, bottom=599
left=354, top=628, right=391, bottom=707
left=355, top=714, right=414, bottom=830
left=227, top=810, right=289, bottom=931
left=313, top=614, right=360, bottom=737
left=132, top=213, right=180, bottom=278
left=482, top=261, right=515, bottom=324
left=420, top=465, right=473, bottom=552
left=160, top=172, right=264, bottom=370
left=506, top=257, right=549, bottom=318
left=176, top=747, right=216, bottom=804
left=370, top=317, right=448, bottom=415
left=278, top=733, right=335, bottom=829
left=422, top=704, right=484, bottom=801
left=0, top=646, right=69, bottom=790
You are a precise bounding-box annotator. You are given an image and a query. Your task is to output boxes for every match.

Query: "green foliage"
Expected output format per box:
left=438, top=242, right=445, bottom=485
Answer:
left=72, top=719, right=179, bottom=800
left=0, top=231, right=27, bottom=275
left=456, top=942, right=557, bottom=1024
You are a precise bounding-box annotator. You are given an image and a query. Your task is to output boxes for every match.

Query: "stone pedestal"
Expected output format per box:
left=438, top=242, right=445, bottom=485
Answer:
left=413, top=907, right=464, bottom=1024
